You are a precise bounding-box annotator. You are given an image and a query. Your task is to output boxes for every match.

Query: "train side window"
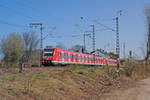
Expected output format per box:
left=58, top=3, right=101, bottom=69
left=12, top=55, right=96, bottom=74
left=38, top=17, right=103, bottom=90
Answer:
left=74, top=54, right=77, bottom=60
left=61, top=52, right=64, bottom=58
left=68, top=54, right=70, bottom=59
left=76, top=54, right=77, bottom=60
left=59, top=52, right=62, bottom=58
left=63, top=53, right=65, bottom=58
left=59, top=52, right=60, bottom=57
left=67, top=53, right=69, bottom=59
left=64, top=52, right=66, bottom=58
left=66, top=54, right=67, bottom=59
left=73, top=54, right=75, bottom=60
left=66, top=53, right=68, bottom=59
left=58, top=52, right=60, bottom=57
left=78, top=55, right=80, bottom=60
left=73, top=55, right=75, bottom=60
left=64, top=53, right=66, bottom=58
left=72, top=54, right=74, bottom=60
left=71, top=54, right=73, bottom=59
left=65, top=53, right=67, bottom=59
left=74, top=54, right=76, bottom=60
left=70, top=54, right=71, bottom=59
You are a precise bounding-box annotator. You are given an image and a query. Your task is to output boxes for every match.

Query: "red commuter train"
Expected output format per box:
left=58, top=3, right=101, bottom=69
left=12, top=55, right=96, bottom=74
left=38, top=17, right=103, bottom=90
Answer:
left=42, top=47, right=118, bottom=66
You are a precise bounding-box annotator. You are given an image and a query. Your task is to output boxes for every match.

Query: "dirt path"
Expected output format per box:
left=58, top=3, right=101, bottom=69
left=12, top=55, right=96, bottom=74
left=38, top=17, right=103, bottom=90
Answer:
left=102, top=78, right=150, bottom=100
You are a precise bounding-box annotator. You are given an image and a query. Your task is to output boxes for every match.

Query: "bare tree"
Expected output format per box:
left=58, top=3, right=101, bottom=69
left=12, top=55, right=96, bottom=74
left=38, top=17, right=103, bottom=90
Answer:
left=140, top=41, right=147, bottom=59
left=144, top=6, right=150, bottom=64
left=22, top=32, right=40, bottom=63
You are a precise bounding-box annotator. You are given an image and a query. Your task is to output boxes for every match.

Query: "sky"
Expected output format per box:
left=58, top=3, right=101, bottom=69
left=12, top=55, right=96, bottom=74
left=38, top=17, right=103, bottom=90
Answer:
left=0, top=0, right=150, bottom=58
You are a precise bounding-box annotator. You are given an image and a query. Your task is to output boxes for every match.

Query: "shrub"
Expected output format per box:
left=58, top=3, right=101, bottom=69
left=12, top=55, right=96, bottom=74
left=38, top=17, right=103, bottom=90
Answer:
left=123, top=59, right=135, bottom=77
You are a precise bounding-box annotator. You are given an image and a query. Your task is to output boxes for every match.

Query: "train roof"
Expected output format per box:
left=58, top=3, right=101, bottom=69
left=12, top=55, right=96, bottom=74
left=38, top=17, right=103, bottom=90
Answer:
left=54, top=48, right=109, bottom=59
left=43, top=47, right=117, bottom=60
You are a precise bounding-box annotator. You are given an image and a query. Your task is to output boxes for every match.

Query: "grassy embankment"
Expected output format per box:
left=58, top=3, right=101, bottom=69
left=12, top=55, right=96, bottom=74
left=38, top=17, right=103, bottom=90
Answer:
left=0, top=63, right=150, bottom=100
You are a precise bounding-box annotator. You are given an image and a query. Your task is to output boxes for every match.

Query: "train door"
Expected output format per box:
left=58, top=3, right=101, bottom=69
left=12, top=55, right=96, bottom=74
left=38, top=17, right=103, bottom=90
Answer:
left=58, top=51, right=62, bottom=62
left=56, top=51, right=60, bottom=62
left=103, top=58, right=106, bottom=65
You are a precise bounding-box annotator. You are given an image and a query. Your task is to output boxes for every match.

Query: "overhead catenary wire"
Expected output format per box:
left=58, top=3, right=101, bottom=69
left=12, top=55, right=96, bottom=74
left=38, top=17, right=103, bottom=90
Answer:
left=93, top=20, right=116, bottom=32
left=10, top=0, right=54, bottom=21
left=0, top=19, right=28, bottom=28
left=13, top=0, right=45, bottom=20
left=13, top=0, right=39, bottom=12
left=0, top=3, right=34, bottom=19
left=43, top=27, right=56, bottom=40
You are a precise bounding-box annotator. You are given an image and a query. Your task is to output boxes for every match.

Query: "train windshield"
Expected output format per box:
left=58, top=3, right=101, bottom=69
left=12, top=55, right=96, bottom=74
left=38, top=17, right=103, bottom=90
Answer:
left=43, top=48, right=54, bottom=58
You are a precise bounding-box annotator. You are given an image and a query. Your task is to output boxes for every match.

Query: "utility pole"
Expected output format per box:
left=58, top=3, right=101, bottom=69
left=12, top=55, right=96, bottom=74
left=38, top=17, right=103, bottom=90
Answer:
left=123, top=43, right=126, bottom=59
left=83, top=31, right=91, bottom=52
left=129, top=50, right=132, bottom=59
left=91, top=25, right=96, bottom=53
left=30, top=23, right=43, bottom=67
left=83, top=33, right=86, bottom=51
left=115, top=10, right=122, bottom=68
left=116, top=17, right=120, bottom=58
left=90, top=24, right=96, bottom=65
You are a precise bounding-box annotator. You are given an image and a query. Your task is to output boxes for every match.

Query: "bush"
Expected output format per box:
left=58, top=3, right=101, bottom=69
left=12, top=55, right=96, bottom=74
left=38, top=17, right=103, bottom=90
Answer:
left=123, top=60, right=135, bottom=77
left=1, top=33, right=24, bottom=66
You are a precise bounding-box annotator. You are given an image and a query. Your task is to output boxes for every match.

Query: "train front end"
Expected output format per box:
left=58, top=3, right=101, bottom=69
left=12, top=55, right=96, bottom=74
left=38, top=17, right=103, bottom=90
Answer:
left=42, top=48, right=55, bottom=65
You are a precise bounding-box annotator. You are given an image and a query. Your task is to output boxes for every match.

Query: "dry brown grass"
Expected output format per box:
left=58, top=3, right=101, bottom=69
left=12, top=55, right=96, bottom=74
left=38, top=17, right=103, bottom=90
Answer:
left=0, top=64, right=150, bottom=100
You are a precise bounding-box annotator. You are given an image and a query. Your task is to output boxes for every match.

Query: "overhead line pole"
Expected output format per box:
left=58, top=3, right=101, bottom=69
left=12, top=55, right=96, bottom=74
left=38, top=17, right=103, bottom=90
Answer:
left=123, top=43, right=126, bottom=59
left=83, top=33, right=86, bottom=51
left=83, top=31, right=92, bottom=52
left=115, top=10, right=122, bottom=68
left=30, top=23, right=43, bottom=67
left=91, top=25, right=96, bottom=53
left=116, top=17, right=120, bottom=58
left=90, top=24, right=96, bottom=65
